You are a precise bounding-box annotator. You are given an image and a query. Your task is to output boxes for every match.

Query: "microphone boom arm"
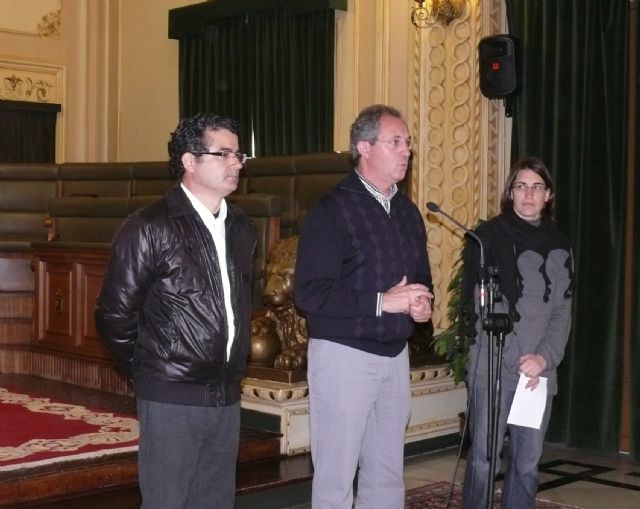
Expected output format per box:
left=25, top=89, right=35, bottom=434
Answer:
left=426, top=202, right=486, bottom=308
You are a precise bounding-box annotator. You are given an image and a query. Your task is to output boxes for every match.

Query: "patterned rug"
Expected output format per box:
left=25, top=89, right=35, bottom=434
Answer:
left=0, top=386, right=138, bottom=472
left=405, top=481, right=583, bottom=509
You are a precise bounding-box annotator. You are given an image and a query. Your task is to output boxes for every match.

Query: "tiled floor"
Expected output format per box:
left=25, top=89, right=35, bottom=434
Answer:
left=403, top=443, right=640, bottom=508
left=2, top=374, right=638, bottom=508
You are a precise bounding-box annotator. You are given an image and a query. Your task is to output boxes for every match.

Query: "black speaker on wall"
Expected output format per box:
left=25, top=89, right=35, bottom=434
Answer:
left=478, top=34, right=521, bottom=99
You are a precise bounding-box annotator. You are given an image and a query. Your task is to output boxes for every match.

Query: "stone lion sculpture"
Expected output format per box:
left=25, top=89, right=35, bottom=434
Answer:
left=248, top=234, right=435, bottom=371
left=249, top=235, right=308, bottom=370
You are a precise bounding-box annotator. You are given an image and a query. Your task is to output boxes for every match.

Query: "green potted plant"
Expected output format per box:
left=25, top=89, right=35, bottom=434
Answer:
left=431, top=243, right=475, bottom=385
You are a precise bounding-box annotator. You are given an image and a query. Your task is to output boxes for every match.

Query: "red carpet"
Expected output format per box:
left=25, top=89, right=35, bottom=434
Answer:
left=405, top=481, right=583, bottom=509
left=0, top=386, right=138, bottom=472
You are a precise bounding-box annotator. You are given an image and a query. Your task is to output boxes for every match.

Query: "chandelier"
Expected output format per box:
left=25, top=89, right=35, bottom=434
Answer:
left=411, top=0, right=466, bottom=28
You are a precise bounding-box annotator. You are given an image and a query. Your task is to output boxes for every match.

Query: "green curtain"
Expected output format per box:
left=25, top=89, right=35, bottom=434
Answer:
left=178, top=9, right=335, bottom=156
left=0, top=101, right=59, bottom=163
left=250, top=9, right=334, bottom=155
left=632, top=0, right=640, bottom=462
left=505, top=0, right=629, bottom=452
left=179, top=18, right=254, bottom=152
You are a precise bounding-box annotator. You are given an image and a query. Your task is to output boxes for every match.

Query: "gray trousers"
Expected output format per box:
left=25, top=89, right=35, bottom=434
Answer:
left=136, top=398, right=240, bottom=509
left=308, top=339, right=410, bottom=509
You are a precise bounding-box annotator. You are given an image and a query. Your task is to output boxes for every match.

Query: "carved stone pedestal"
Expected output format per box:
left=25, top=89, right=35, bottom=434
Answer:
left=241, top=377, right=311, bottom=455
left=240, top=363, right=467, bottom=456
left=406, top=364, right=467, bottom=444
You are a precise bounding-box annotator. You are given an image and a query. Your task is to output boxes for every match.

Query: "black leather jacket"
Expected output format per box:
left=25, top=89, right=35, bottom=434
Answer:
left=95, top=185, right=256, bottom=407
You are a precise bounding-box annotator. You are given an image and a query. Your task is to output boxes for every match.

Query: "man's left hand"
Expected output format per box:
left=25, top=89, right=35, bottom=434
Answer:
left=409, top=294, right=432, bottom=323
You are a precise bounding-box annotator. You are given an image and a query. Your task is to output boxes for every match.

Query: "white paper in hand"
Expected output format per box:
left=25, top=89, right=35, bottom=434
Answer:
left=507, top=373, right=547, bottom=429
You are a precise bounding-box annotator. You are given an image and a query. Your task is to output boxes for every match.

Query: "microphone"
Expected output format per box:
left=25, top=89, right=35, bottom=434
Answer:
left=426, top=202, right=487, bottom=309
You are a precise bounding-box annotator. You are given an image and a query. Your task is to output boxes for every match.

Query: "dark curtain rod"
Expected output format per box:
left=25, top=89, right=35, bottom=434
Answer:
left=169, top=0, right=347, bottom=39
left=0, top=100, right=61, bottom=113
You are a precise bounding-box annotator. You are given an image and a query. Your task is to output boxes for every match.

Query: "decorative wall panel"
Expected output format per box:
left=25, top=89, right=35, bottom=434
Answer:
left=0, top=0, right=60, bottom=37
left=0, top=58, right=63, bottom=104
left=411, top=0, right=507, bottom=330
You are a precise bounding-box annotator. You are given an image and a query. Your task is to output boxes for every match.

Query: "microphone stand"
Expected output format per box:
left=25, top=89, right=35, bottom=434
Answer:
left=480, top=266, right=512, bottom=509
left=482, top=268, right=502, bottom=509
left=426, top=203, right=511, bottom=509
left=477, top=266, right=512, bottom=509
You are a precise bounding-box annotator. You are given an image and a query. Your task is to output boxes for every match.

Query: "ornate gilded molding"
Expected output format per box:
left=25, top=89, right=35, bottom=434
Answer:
left=241, top=364, right=459, bottom=404
left=418, top=16, right=474, bottom=329
left=406, top=416, right=459, bottom=435
left=481, top=0, right=508, bottom=218
left=38, top=9, right=61, bottom=38
left=0, top=60, right=62, bottom=104
left=241, top=378, right=309, bottom=403
left=409, top=363, right=453, bottom=383
left=2, top=74, right=53, bottom=102
left=0, top=1, right=61, bottom=37
left=410, top=0, right=506, bottom=330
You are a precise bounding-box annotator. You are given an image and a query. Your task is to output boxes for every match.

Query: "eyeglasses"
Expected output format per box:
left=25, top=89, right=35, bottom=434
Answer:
left=512, top=182, right=547, bottom=193
left=375, top=138, right=414, bottom=151
left=192, top=150, right=250, bottom=165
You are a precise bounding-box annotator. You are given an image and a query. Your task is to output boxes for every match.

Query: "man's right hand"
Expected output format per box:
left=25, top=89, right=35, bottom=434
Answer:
left=381, top=276, right=433, bottom=315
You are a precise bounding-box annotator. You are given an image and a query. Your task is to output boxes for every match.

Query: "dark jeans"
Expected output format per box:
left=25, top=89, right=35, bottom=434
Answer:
left=462, top=383, right=553, bottom=509
left=137, top=398, right=240, bottom=509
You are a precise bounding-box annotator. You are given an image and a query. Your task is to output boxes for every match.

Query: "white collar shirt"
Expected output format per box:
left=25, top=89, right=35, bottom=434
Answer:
left=181, top=183, right=236, bottom=358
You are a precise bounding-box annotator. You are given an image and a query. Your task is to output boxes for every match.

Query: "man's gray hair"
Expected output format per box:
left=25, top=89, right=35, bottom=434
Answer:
left=349, top=104, right=403, bottom=165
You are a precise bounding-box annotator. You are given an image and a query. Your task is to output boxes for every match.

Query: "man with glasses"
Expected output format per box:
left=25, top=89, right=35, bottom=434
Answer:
left=95, top=113, right=255, bottom=509
left=461, top=157, right=574, bottom=508
left=294, top=104, right=433, bottom=508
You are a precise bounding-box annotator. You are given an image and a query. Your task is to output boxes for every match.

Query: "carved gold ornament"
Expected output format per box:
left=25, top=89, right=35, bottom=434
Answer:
left=38, top=9, right=61, bottom=38
left=2, top=74, right=54, bottom=102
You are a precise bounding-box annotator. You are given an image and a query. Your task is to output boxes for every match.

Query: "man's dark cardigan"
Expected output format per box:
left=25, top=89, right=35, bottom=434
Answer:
left=294, top=170, right=432, bottom=357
